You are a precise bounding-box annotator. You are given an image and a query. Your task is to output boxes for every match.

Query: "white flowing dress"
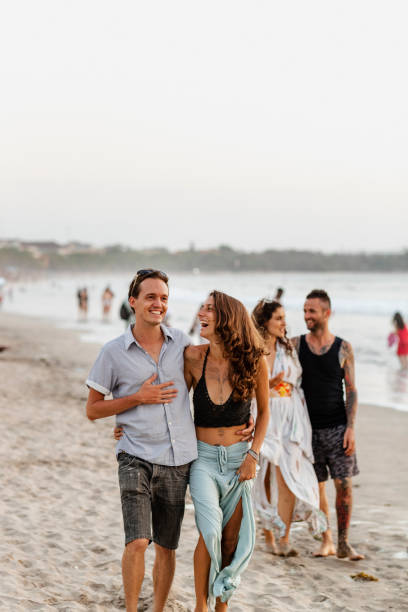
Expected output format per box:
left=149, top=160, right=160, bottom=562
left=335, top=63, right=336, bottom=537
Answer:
left=252, top=343, right=326, bottom=536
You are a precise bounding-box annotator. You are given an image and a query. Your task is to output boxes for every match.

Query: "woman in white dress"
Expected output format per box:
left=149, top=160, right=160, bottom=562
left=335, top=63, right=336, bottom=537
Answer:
left=251, top=299, right=326, bottom=556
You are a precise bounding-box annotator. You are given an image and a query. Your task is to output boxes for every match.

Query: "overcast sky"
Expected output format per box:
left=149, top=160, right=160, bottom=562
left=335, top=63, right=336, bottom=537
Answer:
left=1, top=1, right=407, bottom=252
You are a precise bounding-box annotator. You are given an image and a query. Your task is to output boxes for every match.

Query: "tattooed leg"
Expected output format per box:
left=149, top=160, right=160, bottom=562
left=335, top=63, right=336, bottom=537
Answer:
left=313, top=482, right=336, bottom=557
left=334, top=478, right=364, bottom=560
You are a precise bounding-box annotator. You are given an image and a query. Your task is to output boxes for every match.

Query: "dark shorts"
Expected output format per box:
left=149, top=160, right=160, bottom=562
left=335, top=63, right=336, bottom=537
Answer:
left=312, top=424, right=359, bottom=482
left=117, top=452, right=190, bottom=549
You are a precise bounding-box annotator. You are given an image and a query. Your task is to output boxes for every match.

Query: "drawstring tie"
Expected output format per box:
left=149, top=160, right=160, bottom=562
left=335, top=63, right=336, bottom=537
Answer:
left=217, top=445, right=228, bottom=474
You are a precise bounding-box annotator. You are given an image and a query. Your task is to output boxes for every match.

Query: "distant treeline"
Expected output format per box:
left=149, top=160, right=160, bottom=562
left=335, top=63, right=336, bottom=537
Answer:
left=1, top=244, right=408, bottom=277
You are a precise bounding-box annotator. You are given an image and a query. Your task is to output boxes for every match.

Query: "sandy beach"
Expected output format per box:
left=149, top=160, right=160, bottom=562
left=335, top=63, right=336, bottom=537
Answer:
left=1, top=312, right=407, bottom=612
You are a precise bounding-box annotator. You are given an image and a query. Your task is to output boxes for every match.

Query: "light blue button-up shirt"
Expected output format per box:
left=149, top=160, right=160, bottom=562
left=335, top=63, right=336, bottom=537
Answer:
left=86, top=325, right=197, bottom=466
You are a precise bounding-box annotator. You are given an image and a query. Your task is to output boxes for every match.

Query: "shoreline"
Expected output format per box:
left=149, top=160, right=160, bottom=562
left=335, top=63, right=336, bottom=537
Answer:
left=3, top=307, right=407, bottom=415
left=1, top=313, right=408, bottom=611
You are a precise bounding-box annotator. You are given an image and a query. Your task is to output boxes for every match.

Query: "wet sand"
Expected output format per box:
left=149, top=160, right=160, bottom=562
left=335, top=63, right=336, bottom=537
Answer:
left=0, top=312, right=407, bottom=611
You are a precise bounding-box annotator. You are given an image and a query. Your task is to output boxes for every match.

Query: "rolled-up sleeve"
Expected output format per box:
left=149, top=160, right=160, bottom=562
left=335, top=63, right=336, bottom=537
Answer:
left=86, top=346, right=116, bottom=395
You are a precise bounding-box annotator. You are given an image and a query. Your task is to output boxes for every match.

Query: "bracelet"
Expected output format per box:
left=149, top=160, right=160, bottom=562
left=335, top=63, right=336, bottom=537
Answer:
left=247, top=449, right=259, bottom=462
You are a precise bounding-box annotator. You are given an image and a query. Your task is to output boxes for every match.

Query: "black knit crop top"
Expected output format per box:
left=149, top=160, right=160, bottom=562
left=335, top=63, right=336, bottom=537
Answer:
left=193, top=348, right=251, bottom=428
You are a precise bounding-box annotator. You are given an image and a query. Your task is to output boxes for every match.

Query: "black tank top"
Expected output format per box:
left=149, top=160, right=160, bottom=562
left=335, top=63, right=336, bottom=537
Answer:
left=298, top=335, right=346, bottom=429
left=193, top=348, right=251, bottom=428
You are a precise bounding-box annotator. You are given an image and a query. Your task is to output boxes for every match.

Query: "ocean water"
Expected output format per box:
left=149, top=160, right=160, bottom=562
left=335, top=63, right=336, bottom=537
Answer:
left=3, top=271, right=408, bottom=412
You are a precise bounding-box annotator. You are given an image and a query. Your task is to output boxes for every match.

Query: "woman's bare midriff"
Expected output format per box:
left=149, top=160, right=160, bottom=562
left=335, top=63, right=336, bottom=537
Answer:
left=196, top=424, right=247, bottom=446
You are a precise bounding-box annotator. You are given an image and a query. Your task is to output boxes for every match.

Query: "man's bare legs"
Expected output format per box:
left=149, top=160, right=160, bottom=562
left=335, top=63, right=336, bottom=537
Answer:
left=275, top=466, right=297, bottom=556
left=263, top=462, right=277, bottom=553
left=313, top=482, right=336, bottom=557
left=194, top=500, right=243, bottom=612
left=152, top=544, right=176, bottom=612
left=122, top=539, right=149, bottom=612
left=334, top=477, right=364, bottom=560
left=122, top=539, right=176, bottom=612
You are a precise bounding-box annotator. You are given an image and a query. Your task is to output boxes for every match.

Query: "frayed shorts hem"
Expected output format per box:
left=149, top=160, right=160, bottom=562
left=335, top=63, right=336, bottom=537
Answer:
left=125, top=534, right=151, bottom=547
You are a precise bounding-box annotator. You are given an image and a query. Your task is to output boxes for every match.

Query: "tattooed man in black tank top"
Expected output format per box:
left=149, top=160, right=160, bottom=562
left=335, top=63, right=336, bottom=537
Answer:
left=291, top=289, right=364, bottom=561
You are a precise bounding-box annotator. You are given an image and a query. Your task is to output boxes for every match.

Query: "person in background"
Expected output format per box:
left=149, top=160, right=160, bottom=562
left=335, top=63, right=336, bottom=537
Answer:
left=102, top=285, right=115, bottom=322
left=119, top=298, right=135, bottom=327
left=251, top=299, right=325, bottom=557
left=274, top=287, right=284, bottom=302
left=388, top=312, right=408, bottom=369
left=77, top=287, right=88, bottom=321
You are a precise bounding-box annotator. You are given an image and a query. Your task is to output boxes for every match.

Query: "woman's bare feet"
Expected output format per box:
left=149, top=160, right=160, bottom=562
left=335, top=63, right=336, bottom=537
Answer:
left=337, top=541, right=365, bottom=560
left=265, top=541, right=279, bottom=554
left=263, top=529, right=278, bottom=554
left=278, top=541, right=298, bottom=557
left=313, top=539, right=336, bottom=557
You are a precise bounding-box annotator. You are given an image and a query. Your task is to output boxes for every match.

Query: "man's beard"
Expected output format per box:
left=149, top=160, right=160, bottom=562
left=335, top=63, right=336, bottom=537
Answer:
left=306, top=320, right=323, bottom=333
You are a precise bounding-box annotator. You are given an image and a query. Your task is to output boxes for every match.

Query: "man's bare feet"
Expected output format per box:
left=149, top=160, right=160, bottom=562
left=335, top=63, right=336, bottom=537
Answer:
left=337, top=542, right=365, bottom=560
left=313, top=540, right=336, bottom=557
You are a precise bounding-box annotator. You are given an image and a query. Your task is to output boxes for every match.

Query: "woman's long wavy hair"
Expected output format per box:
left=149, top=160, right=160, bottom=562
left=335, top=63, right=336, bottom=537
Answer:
left=252, top=299, right=292, bottom=354
left=211, top=290, right=265, bottom=401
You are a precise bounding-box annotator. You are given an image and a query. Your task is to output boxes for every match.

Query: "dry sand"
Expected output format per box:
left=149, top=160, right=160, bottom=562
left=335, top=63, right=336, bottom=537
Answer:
left=0, top=312, right=407, bottom=611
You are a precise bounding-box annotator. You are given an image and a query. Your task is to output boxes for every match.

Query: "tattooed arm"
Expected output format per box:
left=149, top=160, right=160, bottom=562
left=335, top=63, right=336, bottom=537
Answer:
left=339, top=340, right=358, bottom=456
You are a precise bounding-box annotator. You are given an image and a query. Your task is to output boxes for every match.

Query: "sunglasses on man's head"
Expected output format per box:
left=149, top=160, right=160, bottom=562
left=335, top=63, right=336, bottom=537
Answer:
left=137, top=269, right=169, bottom=281
left=129, top=269, right=169, bottom=299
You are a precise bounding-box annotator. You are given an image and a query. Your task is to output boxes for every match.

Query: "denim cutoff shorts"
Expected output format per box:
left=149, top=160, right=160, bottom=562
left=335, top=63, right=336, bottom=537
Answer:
left=117, top=452, right=190, bottom=549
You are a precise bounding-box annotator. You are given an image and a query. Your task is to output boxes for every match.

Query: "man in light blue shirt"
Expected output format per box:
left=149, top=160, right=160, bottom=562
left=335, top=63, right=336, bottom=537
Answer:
left=86, top=269, right=196, bottom=612
left=87, top=313, right=196, bottom=466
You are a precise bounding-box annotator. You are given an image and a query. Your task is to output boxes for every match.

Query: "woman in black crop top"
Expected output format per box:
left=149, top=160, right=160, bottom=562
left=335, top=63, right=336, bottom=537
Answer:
left=184, top=291, right=269, bottom=611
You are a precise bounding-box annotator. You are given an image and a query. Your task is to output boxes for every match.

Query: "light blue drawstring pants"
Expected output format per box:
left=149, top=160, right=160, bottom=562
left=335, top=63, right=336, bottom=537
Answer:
left=189, top=441, right=255, bottom=607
